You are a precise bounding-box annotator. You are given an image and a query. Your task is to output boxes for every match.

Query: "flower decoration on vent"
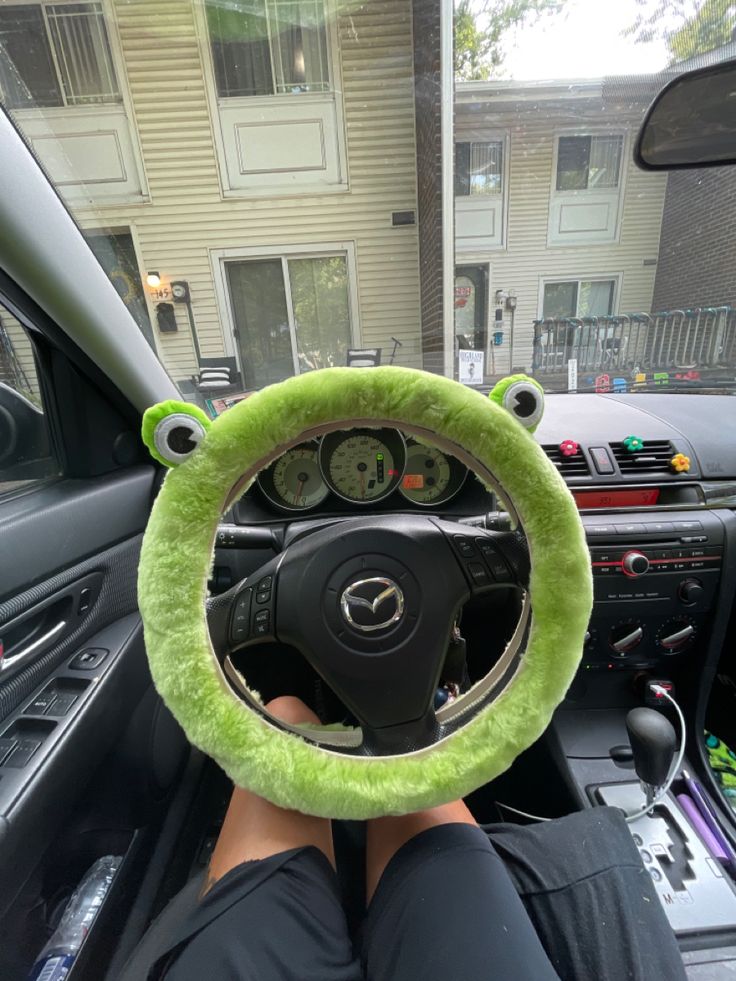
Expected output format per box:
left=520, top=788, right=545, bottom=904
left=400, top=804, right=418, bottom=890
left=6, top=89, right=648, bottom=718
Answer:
left=623, top=435, right=644, bottom=453
left=670, top=453, right=691, bottom=473
left=559, top=439, right=579, bottom=457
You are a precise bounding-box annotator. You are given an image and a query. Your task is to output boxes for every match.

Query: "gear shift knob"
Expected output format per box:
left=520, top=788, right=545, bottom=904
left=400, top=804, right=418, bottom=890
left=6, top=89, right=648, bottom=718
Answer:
left=626, top=707, right=677, bottom=803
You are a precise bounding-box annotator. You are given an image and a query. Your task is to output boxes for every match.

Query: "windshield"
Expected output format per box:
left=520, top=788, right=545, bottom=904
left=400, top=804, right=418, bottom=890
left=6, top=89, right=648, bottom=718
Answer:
left=1, top=0, right=735, bottom=410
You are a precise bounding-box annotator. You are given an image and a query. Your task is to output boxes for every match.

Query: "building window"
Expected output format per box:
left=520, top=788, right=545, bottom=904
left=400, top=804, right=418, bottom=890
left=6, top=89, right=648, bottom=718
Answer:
left=208, top=0, right=330, bottom=98
left=543, top=278, right=616, bottom=319
left=0, top=2, right=121, bottom=110
left=455, top=141, right=503, bottom=196
left=556, top=135, right=623, bottom=191
left=224, top=253, right=351, bottom=388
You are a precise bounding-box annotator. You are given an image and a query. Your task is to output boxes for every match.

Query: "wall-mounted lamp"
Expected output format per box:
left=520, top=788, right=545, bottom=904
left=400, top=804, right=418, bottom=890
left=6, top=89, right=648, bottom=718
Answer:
left=146, top=271, right=162, bottom=288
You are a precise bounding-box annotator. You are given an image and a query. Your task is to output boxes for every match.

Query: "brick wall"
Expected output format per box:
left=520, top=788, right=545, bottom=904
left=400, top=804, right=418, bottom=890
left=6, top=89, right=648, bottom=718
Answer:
left=412, top=0, right=445, bottom=374
left=653, top=166, right=736, bottom=310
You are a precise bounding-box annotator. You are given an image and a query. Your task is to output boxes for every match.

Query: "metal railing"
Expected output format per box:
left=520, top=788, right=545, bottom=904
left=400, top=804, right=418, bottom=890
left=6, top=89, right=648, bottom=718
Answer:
left=532, top=307, right=736, bottom=375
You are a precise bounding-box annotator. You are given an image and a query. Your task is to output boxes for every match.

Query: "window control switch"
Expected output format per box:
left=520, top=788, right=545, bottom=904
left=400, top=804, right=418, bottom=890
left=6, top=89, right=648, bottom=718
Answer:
left=45, top=693, right=77, bottom=717
left=5, top=738, right=41, bottom=768
left=0, top=737, right=17, bottom=766
left=24, top=691, right=57, bottom=715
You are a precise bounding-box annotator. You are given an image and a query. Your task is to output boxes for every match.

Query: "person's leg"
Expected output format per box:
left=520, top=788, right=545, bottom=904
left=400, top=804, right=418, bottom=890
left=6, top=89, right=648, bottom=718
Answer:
left=365, top=799, right=475, bottom=901
left=486, top=807, right=687, bottom=981
left=362, top=803, right=559, bottom=981
left=201, top=695, right=335, bottom=896
left=119, top=697, right=360, bottom=981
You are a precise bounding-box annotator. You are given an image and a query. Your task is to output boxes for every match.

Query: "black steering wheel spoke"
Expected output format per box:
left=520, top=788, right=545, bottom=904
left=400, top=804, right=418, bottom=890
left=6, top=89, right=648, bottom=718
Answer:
left=434, top=519, right=530, bottom=594
left=207, top=559, right=281, bottom=657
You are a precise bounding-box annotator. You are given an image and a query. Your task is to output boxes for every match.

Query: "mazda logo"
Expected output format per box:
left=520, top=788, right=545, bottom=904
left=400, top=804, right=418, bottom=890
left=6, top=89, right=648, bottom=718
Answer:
left=340, top=577, right=405, bottom=632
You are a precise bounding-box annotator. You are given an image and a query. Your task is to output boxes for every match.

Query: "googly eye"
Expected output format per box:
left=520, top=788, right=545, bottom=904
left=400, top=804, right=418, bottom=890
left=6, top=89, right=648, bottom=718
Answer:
left=501, top=380, right=544, bottom=430
left=153, top=413, right=207, bottom=465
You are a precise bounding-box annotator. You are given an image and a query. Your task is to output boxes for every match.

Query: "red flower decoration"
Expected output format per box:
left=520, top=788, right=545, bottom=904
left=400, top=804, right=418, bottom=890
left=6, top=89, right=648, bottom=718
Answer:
left=559, top=439, right=579, bottom=458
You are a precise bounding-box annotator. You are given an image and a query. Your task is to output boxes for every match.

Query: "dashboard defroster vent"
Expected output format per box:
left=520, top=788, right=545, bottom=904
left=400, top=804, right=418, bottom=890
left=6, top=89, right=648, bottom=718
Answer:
left=542, top=445, right=591, bottom=478
left=609, top=440, right=675, bottom=475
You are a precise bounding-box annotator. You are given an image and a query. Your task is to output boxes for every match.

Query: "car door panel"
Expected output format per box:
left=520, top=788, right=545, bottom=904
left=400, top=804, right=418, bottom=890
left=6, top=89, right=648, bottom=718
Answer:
left=0, top=466, right=155, bottom=604
left=0, top=462, right=190, bottom=981
left=0, top=614, right=145, bottom=916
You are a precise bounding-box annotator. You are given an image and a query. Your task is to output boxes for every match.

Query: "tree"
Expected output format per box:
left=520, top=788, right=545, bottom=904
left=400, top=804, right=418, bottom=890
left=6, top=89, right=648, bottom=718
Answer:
left=625, top=0, right=736, bottom=63
left=454, top=0, right=564, bottom=80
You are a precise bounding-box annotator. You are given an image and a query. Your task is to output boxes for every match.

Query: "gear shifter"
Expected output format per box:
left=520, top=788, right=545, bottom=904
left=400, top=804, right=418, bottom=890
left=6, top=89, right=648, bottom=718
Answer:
left=626, top=707, right=677, bottom=807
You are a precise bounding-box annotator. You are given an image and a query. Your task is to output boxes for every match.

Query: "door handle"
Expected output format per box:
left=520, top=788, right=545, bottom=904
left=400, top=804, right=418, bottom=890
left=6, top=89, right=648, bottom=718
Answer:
left=1, top=619, right=66, bottom=673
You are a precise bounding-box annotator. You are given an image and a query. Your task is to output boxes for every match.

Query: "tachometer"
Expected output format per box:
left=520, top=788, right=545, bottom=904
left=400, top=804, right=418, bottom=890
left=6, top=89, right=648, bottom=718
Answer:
left=320, top=429, right=406, bottom=503
left=398, top=441, right=467, bottom=506
left=257, top=442, right=329, bottom=511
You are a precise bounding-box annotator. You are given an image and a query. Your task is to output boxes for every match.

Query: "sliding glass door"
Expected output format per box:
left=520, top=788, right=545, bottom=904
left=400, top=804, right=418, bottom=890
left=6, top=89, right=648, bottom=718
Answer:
left=225, top=253, right=352, bottom=389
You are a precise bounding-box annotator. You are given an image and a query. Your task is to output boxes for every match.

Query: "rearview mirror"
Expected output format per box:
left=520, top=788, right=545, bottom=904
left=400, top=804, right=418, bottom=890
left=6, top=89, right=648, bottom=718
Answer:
left=635, top=59, right=736, bottom=170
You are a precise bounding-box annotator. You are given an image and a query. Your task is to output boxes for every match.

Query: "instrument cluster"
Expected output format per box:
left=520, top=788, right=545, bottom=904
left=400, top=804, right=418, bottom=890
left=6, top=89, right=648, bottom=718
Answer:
left=256, top=428, right=468, bottom=513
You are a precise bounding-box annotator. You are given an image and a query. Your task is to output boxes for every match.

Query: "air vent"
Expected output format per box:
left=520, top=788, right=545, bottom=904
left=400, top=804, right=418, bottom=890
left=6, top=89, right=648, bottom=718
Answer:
left=609, top=440, right=675, bottom=475
left=542, top=445, right=591, bottom=478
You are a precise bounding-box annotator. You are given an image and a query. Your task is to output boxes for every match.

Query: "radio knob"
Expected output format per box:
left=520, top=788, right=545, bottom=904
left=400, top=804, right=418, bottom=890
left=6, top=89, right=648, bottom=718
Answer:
left=622, top=551, right=650, bottom=577
left=609, top=621, right=644, bottom=656
left=679, top=578, right=704, bottom=605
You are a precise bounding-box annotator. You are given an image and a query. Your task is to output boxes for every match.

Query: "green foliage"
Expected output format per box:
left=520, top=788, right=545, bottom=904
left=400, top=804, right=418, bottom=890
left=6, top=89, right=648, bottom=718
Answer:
left=454, top=0, right=563, bottom=80
left=625, top=0, right=736, bottom=62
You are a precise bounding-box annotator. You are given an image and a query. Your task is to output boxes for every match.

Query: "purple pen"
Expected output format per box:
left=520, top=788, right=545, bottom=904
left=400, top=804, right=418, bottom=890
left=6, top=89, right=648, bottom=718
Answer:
left=682, top=770, right=736, bottom=866
left=677, top=793, right=730, bottom=862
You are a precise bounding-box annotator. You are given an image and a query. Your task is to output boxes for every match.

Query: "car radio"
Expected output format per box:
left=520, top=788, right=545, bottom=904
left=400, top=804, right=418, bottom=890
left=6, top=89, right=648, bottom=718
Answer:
left=581, top=511, right=724, bottom=671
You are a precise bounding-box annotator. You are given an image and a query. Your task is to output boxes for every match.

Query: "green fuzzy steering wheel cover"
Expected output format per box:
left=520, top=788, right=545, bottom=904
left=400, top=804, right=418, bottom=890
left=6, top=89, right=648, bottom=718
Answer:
left=138, top=367, right=592, bottom=819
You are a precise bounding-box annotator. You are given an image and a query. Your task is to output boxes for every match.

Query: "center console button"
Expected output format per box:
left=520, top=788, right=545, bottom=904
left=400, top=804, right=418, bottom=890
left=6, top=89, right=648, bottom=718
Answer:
left=644, top=521, right=675, bottom=536
left=617, top=523, right=646, bottom=535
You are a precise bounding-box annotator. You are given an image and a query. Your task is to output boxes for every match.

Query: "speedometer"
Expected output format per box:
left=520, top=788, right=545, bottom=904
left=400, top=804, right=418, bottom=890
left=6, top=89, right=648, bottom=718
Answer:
left=398, top=441, right=467, bottom=506
left=257, top=442, right=328, bottom=511
left=319, top=429, right=406, bottom=503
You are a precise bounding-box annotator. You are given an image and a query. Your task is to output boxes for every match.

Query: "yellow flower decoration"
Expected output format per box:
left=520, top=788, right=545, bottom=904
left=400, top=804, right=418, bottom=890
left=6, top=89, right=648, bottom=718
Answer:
left=670, top=453, right=690, bottom=473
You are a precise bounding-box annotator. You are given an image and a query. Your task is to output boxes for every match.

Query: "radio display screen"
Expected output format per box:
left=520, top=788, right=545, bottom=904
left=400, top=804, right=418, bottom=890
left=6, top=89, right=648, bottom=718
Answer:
left=573, top=488, right=660, bottom=509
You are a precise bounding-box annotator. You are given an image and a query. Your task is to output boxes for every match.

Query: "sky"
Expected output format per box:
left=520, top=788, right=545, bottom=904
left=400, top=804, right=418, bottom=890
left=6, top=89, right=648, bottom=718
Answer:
left=486, top=0, right=676, bottom=79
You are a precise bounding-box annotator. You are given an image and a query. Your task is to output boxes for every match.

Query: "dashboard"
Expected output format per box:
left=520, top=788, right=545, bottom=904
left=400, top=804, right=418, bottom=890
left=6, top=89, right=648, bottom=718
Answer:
left=221, top=392, right=736, bottom=690
left=251, top=428, right=478, bottom=516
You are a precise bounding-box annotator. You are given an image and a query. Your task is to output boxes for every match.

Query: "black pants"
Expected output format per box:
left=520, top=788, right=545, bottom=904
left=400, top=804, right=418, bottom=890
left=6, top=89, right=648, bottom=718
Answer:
left=120, top=807, right=686, bottom=981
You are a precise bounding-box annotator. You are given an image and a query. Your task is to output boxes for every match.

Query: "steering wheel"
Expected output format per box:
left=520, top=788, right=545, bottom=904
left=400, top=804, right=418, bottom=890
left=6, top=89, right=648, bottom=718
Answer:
left=138, top=367, right=592, bottom=819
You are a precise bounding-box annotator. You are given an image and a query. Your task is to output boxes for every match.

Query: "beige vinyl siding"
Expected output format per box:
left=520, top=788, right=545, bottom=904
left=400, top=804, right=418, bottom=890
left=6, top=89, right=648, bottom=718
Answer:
left=455, top=107, right=668, bottom=373
left=0, top=310, right=41, bottom=401
left=68, top=0, right=422, bottom=383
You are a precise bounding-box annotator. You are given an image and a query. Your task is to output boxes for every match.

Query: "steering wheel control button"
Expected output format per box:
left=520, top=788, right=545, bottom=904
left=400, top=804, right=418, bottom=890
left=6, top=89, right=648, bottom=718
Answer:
left=467, top=563, right=490, bottom=587
left=256, top=591, right=270, bottom=605
left=475, top=540, right=512, bottom=582
left=622, top=551, right=650, bottom=577
left=340, top=577, right=405, bottom=633
left=453, top=536, right=476, bottom=559
left=258, top=576, right=273, bottom=591
left=230, top=590, right=252, bottom=644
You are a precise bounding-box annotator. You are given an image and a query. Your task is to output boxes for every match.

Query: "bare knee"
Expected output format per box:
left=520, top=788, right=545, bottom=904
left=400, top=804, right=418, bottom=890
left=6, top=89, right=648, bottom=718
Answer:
left=265, top=695, right=320, bottom=726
